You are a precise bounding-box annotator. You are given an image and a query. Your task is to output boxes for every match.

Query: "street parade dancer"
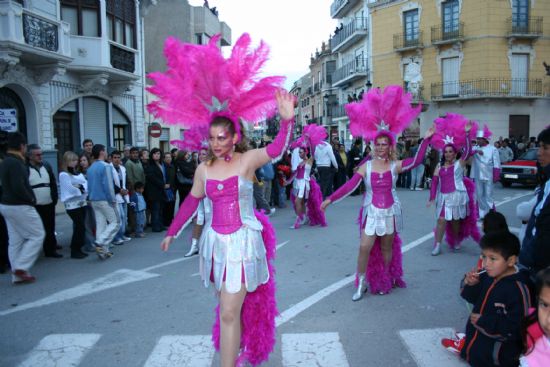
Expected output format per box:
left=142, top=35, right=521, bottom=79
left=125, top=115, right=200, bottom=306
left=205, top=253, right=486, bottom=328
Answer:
left=321, top=85, right=434, bottom=299
left=170, top=128, right=211, bottom=258
left=287, top=124, right=327, bottom=229
left=148, top=34, right=295, bottom=367
left=428, top=113, right=481, bottom=256
left=471, top=124, right=501, bottom=219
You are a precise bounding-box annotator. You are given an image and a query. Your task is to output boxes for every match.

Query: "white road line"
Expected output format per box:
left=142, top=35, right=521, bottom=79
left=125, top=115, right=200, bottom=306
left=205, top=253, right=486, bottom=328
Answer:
left=142, top=256, right=195, bottom=272
left=143, top=335, right=214, bottom=367
left=399, top=328, right=468, bottom=367
left=17, top=334, right=101, bottom=367
left=0, top=269, right=159, bottom=316
left=281, top=332, right=350, bottom=367
left=275, top=192, right=531, bottom=327
left=277, top=240, right=290, bottom=250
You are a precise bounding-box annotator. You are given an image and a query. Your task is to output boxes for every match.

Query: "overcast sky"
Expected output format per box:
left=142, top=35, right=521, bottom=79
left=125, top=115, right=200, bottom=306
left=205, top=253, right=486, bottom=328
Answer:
left=188, top=0, right=336, bottom=89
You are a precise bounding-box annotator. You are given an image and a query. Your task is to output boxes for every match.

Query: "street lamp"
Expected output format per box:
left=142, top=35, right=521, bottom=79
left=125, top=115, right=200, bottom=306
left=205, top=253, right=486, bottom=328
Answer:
left=365, top=80, right=373, bottom=90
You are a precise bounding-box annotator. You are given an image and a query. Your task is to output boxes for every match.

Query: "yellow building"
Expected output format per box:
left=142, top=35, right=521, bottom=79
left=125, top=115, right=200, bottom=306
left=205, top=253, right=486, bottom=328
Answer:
left=369, top=0, right=550, bottom=140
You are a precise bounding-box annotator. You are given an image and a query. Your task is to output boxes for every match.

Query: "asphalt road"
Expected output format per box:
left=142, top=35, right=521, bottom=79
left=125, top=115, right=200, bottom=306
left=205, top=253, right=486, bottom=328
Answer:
left=0, top=183, right=534, bottom=367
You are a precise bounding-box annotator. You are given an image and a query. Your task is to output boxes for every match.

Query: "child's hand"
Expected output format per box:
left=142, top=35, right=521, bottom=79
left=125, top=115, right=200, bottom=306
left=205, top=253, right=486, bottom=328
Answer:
left=470, top=313, right=480, bottom=324
left=464, top=268, right=480, bottom=286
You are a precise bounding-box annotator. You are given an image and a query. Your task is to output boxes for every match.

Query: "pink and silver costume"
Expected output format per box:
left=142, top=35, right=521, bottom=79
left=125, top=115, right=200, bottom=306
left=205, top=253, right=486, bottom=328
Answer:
left=434, top=161, right=469, bottom=221
left=292, top=163, right=312, bottom=199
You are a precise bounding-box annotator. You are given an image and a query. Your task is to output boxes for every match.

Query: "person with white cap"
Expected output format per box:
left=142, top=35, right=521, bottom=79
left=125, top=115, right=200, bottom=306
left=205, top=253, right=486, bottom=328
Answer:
left=471, top=125, right=501, bottom=219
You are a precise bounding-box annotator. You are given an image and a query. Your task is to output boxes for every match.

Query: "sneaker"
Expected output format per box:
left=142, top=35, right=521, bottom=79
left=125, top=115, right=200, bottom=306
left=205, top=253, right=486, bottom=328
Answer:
left=112, top=239, right=124, bottom=246
left=415, top=187, right=424, bottom=191
left=122, top=236, right=132, bottom=242
left=431, top=242, right=441, bottom=256
left=12, top=269, right=36, bottom=284
left=269, top=208, right=276, bottom=215
left=441, top=333, right=466, bottom=355
left=95, top=246, right=111, bottom=260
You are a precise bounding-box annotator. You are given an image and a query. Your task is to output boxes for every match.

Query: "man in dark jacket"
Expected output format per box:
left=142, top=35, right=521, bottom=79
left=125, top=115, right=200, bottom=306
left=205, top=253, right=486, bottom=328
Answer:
left=0, top=132, right=45, bottom=284
left=27, top=144, right=60, bottom=258
left=520, top=127, right=550, bottom=276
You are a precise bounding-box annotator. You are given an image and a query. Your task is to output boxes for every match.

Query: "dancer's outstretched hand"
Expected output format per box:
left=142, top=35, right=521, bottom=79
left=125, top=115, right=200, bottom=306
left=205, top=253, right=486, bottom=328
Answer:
left=426, top=200, right=434, bottom=207
left=161, top=236, right=174, bottom=252
left=276, top=89, right=295, bottom=121
left=320, top=199, right=331, bottom=212
left=424, top=126, right=435, bottom=139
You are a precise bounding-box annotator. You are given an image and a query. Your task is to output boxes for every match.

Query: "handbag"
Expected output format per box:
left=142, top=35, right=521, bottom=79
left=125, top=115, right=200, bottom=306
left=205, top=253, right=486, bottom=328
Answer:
left=176, top=170, right=193, bottom=185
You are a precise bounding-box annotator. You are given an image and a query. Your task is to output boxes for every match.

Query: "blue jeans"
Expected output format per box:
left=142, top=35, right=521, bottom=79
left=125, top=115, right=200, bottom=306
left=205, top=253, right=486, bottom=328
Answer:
left=151, top=200, right=164, bottom=231
left=136, top=210, right=145, bottom=234
left=113, top=203, right=127, bottom=241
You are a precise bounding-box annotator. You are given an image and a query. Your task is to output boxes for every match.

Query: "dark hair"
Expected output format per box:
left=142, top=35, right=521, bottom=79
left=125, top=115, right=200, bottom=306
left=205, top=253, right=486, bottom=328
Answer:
left=130, top=147, right=139, bottom=154
left=521, top=266, right=550, bottom=355
left=149, top=148, right=163, bottom=162
left=134, top=181, right=144, bottom=190
left=206, top=116, right=249, bottom=163
left=482, top=210, right=509, bottom=234
left=26, top=143, right=41, bottom=157
left=92, top=144, right=105, bottom=159
left=537, top=127, right=550, bottom=146
left=7, top=132, right=26, bottom=150
left=82, top=138, right=93, bottom=147
left=170, top=148, right=178, bottom=155
left=479, top=230, right=520, bottom=260
left=110, top=150, right=121, bottom=158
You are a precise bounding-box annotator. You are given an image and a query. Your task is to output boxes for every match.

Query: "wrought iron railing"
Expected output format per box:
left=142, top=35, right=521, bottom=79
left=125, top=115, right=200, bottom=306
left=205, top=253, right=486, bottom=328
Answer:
left=22, top=13, right=58, bottom=52
left=313, top=82, right=322, bottom=93
left=430, top=78, right=543, bottom=100
left=332, top=58, right=368, bottom=84
left=393, top=30, right=423, bottom=50
left=307, top=117, right=322, bottom=125
left=330, top=17, right=367, bottom=50
left=110, top=44, right=135, bottom=73
left=507, top=16, right=543, bottom=36
left=330, top=0, right=348, bottom=17
left=331, top=104, right=347, bottom=118
left=431, top=22, right=464, bottom=43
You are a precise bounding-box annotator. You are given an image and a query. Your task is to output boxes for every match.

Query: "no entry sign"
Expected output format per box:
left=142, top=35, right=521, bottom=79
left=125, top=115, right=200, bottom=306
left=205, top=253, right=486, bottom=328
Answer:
left=149, top=122, right=162, bottom=138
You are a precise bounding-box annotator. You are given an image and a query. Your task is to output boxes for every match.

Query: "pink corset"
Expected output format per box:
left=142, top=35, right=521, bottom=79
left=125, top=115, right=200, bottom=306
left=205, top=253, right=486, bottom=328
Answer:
left=439, top=165, right=456, bottom=194
left=296, top=165, right=305, bottom=179
left=371, top=171, right=394, bottom=208
left=206, top=176, right=242, bottom=234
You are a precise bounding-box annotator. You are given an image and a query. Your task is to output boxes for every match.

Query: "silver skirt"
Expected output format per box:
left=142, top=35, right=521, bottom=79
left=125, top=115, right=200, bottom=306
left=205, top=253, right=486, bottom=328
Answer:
left=199, top=225, right=269, bottom=294
left=362, top=202, right=403, bottom=236
left=435, top=190, right=469, bottom=221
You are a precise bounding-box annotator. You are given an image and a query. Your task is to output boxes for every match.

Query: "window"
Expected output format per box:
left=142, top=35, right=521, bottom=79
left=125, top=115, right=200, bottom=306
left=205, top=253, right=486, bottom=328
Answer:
left=106, top=0, right=136, bottom=48
left=442, top=0, right=459, bottom=35
left=61, top=0, right=100, bottom=37
left=112, top=105, right=131, bottom=150
left=512, top=0, right=529, bottom=31
left=511, top=53, right=529, bottom=95
left=404, top=9, right=419, bottom=44
left=442, top=57, right=460, bottom=96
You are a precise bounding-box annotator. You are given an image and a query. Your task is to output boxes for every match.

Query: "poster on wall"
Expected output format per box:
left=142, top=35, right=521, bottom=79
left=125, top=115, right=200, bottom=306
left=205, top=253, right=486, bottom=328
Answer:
left=0, top=109, right=17, bottom=132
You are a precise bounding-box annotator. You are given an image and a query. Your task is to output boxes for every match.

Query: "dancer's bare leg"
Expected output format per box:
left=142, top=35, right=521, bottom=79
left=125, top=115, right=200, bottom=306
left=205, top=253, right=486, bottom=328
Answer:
left=435, top=217, right=446, bottom=243
left=380, top=233, right=395, bottom=266
left=192, top=222, right=204, bottom=240
left=219, top=284, right=247, bottom=367
left=295, top=197, right=304, bottom=216
left=356, top=233, right=376, bottom=273
left=451, top=219, right=460, bottom=238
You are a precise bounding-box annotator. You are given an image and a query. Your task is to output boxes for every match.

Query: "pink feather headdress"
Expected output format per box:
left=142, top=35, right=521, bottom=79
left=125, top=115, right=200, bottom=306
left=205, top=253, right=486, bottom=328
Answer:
left=345, top=85, right=421, bottom=145
left=170, top=126, right=209, bottom=152
left=476, top=124, right=493, bottom=141
left=291, top=124, right=328, bottom=153
left=147, top=33, right=285, bottom=142
left=432, top=113, right=478, bottom=151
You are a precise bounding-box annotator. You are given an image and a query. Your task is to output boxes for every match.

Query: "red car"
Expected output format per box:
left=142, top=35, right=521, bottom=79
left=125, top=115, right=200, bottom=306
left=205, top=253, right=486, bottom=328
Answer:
left=500, top=148, right=538, bottom=187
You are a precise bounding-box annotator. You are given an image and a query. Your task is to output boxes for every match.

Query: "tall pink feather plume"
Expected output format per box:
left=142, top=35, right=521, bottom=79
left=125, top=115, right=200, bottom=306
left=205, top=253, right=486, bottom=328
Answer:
left=432, top=113, right=473, bottom=151
left=170, top=126, right=209, bottom=152
left=482, top=124, right=493, bottom=140
left=147, top=33, right=284, bottom=133
left=302, top=124, right=327, bottom=151
left=345, top=85, right=421, bottom=143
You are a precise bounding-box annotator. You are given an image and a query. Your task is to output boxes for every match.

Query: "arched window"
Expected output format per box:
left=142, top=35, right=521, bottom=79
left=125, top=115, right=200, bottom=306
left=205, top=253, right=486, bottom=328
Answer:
left=106, top=0, right=136, bottom=49
left=60, top=0, right=100, bottom=37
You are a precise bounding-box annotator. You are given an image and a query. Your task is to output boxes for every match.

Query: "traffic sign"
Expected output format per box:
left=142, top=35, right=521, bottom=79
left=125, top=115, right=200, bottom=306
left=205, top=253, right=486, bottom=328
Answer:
left=149, top=122, right=162, bottom=138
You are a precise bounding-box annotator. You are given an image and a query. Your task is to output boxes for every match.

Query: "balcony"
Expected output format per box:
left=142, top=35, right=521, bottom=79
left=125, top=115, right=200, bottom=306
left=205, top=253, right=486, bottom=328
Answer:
left=431, top=22, right=464, bottom=46
left=331, top=104, right=348, bottom=119
left=330, top=17, right=368, bottom=53
left=394, top=31, right=423, bottom=52
left=193, top=5, right=230, bottom=46
left=430, top=79, right=543, bottom=101
left=332, top=58, right=368, bottom=87
left=506, top=17, right=543, bottom=40
left=330, top=0, right=361, bottom=19
left=0, top=1, right=71, bottom=72
left=307, top=117, right=323, bottom=125
left=313, top=82, right=322, bottom=93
